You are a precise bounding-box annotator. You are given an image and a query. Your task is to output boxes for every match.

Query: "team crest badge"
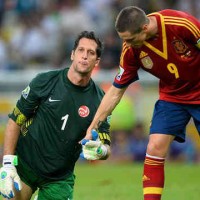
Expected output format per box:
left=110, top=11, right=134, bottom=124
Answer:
left=78, top=105, right=90, bottom=117
left=172, top=39, right=188, bottom=54
left=141, top=56, right=153, bottom=69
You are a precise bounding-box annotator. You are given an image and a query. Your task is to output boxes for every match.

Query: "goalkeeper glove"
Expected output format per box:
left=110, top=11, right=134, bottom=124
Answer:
left=81, top=129, right=108, bottom=160
left=0, top=155, right=22, bottom=199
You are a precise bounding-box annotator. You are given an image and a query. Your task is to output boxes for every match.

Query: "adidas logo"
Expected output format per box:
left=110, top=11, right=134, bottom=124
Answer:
left=139, top=51, right=148, bottom=58
left=142, top=175, right=150, bottom=181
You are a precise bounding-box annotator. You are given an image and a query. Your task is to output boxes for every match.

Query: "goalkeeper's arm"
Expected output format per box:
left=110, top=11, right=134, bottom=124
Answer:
left=0, top=118, right=22, bottom=199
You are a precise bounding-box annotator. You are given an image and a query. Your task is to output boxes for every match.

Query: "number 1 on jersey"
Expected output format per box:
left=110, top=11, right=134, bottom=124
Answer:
left=61, top=114, right=69, bottom=130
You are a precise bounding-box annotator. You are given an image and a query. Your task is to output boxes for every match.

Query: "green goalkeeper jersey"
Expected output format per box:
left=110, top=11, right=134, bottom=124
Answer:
left=9, top=68, right=110, bottom=180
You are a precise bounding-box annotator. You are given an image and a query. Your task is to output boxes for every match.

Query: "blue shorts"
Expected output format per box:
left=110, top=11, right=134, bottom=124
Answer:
left=150, top=100, right=200, bottom=143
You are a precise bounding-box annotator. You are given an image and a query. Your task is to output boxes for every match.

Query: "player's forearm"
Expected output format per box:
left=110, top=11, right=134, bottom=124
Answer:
left=3, top=118, right=21, bottom=155
left=90, top=85, right=126, bottom=130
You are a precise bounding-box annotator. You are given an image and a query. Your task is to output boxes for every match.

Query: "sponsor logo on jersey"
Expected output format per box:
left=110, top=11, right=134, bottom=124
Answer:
left=172, top=39, right=188, bottom=54
left=78, top=105, right=90, bottom=117
left=49, top=97, right=61, bottom=102
left=22, top=85, right=30, bottom=99
left=139, top=51, right=148, bottom=59
left=116, top=66, right=124, bottom=81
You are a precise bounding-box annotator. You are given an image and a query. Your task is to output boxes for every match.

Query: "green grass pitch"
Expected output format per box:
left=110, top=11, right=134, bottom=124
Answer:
left=73, top=162, right=200, bottom=200
left=1, top=162, right=199, bottom=200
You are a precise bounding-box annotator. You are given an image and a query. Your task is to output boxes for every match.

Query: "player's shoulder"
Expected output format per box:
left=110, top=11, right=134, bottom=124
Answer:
left=158, top=9, right=192, bottom=18
left=35, top=68, right=63, bottom=81
left=31, top=68, right=64, bottom=87
left=120, top=42, right=137, bottom=65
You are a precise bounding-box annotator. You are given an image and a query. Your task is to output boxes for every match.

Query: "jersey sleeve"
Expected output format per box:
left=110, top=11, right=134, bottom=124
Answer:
left=9, top=71, right=59, bottom=125
left=113, top=43, right=140, bottom=88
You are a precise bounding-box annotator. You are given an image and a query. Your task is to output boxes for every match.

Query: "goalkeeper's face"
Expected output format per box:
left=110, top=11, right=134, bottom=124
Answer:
left=71, top=38, right=100, bottom=75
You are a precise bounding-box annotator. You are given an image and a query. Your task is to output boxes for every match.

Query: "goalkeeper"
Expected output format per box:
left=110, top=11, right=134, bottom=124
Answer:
left=0, top=31, right=111, bottom=200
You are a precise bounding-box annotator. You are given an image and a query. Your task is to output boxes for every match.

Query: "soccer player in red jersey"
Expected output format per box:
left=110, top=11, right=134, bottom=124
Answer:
left=85, top=6, right=200, bottom=200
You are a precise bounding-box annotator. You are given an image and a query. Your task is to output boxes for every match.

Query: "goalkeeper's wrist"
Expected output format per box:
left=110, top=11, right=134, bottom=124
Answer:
left=3, top=155, right=18, bottom=166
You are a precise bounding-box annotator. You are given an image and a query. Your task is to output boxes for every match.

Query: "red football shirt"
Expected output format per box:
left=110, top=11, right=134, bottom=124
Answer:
left=114, top=9, right=200, bottom=104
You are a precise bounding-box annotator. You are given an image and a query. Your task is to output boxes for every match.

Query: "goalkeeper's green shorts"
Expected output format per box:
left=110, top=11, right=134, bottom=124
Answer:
left=16, top=156, right=75, bottom=200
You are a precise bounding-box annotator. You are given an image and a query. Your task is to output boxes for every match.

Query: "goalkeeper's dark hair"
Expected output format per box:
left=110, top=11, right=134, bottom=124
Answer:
left=73, top=31, right=103, bottom=58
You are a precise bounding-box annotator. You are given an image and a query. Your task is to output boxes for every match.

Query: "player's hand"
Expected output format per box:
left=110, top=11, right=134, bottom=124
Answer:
left=81, top=129, right=99, bottom=145
left=81, top=130, right=108, bottom=160
left=83, top=127, right=93, bottom=140
left=0, top=155, right=22, bottom=199
left=81, top=140, right=108, bottom=160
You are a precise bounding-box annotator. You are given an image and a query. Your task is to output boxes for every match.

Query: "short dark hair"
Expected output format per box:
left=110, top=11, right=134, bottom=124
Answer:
left=115, top=6, right=149, bottom=34
left=73, top=31, right=103, bottom=58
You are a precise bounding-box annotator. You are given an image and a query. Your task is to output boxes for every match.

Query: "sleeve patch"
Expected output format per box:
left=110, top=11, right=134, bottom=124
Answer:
left=22, top=85, right=30, bottom=99
left=116, top=66, right=125, bottom=81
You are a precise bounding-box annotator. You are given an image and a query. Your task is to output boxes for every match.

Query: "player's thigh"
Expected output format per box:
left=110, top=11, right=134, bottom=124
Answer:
left=150, top=100, right=191, bottom=143
left=38, top=174, right=75, bottom=200
left=188, top=104, right=200, bottom=134
left=2, top=181, right=33, bottom=200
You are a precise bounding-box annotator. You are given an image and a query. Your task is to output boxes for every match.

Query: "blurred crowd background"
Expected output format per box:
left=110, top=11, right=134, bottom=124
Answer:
left=0, top=0, right=200, bottom=164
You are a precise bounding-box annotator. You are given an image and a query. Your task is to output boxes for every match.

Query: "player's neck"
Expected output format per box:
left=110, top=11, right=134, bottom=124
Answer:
left=146, top=16, right=158, bottom=39
left=67, top=67, right=91, bottom=87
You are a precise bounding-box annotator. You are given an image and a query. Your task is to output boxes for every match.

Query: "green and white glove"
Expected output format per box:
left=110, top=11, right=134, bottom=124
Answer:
left=0, top=155, right=22, bottom=199
left=81, top=130, right=108, bottom=160
left=81, top=140, right=108, bottom=160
